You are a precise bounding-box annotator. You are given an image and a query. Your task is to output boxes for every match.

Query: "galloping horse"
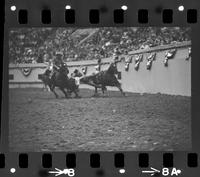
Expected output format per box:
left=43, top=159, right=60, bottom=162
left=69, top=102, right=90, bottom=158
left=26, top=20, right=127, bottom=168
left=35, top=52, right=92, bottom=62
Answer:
left=40, top=65, right=80, bottom=98
left=80, top=62, right=125, bottom=96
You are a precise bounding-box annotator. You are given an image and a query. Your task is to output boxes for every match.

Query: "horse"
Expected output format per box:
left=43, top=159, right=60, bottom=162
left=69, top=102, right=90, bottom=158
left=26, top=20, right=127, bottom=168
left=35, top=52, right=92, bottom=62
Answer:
left=39, top=65, right=80, bottom=98
left=80, top=62, right=125, bottom=96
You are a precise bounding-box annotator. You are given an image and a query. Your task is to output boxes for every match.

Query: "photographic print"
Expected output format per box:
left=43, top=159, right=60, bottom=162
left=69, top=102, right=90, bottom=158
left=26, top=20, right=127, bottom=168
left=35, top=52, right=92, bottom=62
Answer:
left=8, top=27, right=191, bottom=151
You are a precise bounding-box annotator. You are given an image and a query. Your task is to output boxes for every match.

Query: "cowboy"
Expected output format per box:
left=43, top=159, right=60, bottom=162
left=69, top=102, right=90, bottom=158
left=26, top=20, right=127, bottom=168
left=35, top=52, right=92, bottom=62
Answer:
left=95, top=58, right=102, bottom=74
left=113, top=56, right=119, bottom=64
left=114, top=47, right=121, bottom=56
left=113, top=47, right=121, bottom=63
left=53, top=52, right=64, bottom=70
left=93, top=58, right=103, bottom=85
left=110, top=59, right=118, bottom=69
left=43, top=59, right=53, bottom=78
left=51, top=52, right=66, bottom=81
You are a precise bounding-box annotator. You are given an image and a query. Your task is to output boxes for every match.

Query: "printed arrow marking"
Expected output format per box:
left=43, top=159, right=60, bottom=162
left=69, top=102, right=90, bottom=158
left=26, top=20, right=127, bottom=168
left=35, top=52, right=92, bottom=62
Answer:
left=48, top=168, right=72, bottom=176
left=142, top=167, right=160, bottom=176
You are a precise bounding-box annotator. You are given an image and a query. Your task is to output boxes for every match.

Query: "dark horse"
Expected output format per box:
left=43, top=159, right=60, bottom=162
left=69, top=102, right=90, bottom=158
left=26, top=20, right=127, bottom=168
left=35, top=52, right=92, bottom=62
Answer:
left=40, top=65, right=79, bottom=98
left=80, top=62, right=125, bottom=96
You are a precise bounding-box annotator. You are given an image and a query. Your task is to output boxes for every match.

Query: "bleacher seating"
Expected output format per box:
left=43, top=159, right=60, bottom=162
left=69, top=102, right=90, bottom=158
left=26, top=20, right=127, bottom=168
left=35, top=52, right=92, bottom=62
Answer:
left=9, top=27, right=191, bottom=64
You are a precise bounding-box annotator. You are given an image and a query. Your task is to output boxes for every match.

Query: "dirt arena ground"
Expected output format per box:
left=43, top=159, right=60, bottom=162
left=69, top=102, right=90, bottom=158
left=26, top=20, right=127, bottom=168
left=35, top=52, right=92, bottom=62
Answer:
left=9, top=88, right=191, bottom=151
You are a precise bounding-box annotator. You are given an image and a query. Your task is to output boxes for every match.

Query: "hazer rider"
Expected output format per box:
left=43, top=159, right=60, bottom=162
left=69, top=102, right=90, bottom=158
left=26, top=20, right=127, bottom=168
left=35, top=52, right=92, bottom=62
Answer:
left=113, top=47, right=121, bottom=63
left=94, top=58, right=106, bottom=89
left=95, top=58, right=102, bottom=74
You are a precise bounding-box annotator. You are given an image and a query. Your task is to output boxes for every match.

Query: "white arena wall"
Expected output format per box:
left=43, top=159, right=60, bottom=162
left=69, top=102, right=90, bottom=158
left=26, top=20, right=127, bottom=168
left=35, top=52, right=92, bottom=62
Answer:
left=9, top=41, right=191, bottom=96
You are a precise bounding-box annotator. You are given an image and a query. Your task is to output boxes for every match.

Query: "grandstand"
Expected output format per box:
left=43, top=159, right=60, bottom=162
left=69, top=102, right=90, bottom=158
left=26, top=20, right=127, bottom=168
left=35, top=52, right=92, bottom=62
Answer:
left=9, top=27, right=191, bottom=64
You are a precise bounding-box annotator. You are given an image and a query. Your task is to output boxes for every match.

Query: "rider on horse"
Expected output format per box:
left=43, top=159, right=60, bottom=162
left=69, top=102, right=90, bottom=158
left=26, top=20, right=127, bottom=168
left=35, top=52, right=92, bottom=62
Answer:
left=95, top=58, right=102, bottom=74
left=113, top=47, right=121, bottom=63
left=94, top=58, right=102, bottom=83
left=54, top=52, right=64, bottom=70
left=44, top=59, right=53, bottom=77
left=51, top=52, right=68, bottom=81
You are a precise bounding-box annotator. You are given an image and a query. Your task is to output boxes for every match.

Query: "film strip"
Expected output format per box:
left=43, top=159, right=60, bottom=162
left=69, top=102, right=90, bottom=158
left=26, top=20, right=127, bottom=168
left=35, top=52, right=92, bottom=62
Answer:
left=0, top=153, right=199, bottom=176
left=4, top=0, right=200, bottom=26
left=5, top=5, right=199, bottom=24
left=0, top=153, right=199, bottom=167
left=1, top=0, right=200, bottom=177
left=6, top=7, right=199, bottom=24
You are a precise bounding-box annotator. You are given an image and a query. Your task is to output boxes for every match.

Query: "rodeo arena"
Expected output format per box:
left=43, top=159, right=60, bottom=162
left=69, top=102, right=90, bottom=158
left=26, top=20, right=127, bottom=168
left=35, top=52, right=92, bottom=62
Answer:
left=9, top=27, right=191, bottom=151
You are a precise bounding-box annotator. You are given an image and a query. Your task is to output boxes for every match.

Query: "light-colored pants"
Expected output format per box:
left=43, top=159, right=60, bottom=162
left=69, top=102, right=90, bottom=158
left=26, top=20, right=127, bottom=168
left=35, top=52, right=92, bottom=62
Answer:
left=75, top=77, right=80, bottom=86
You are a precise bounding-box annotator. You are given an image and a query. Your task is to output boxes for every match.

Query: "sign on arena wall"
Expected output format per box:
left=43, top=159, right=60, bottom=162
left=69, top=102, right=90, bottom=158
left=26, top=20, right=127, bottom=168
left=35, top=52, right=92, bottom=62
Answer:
left=21, top=67, right=32, bottom=77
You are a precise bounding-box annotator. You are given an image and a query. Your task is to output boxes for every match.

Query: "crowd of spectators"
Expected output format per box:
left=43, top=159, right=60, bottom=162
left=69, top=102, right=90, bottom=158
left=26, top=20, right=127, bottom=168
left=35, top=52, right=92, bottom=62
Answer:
left=9, top=27, right=191, bottom=64
left=9, top=28, right=56, bottom=64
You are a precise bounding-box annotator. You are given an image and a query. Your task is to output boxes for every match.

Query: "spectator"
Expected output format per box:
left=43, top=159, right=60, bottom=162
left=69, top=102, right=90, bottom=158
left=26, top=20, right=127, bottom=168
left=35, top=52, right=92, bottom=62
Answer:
left=9, top=27, right=191, bottom=63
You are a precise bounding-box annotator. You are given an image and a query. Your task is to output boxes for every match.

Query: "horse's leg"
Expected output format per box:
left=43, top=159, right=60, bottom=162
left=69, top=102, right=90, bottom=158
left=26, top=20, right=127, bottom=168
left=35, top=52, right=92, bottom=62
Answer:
left=116, top=83, right=126, bottom=96
left=95, top=87, right=99, bottom=96
left=101, top=87, right=105, bottom=94
left=66, top=88, right=72, bottom=96
left=60, top=87, right=68, bottom=98
left=73, top=89, right=81, bottom=98
left=92, top=87, right=99, bottom=97
left=101, top=85, right=107, bottom=96
left=50, top=86, right=59, bottom=98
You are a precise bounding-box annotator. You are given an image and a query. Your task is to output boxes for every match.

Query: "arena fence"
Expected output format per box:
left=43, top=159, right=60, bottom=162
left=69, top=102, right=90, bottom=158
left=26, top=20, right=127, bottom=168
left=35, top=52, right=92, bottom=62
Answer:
left=9, top=41, right=191, bottom=96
